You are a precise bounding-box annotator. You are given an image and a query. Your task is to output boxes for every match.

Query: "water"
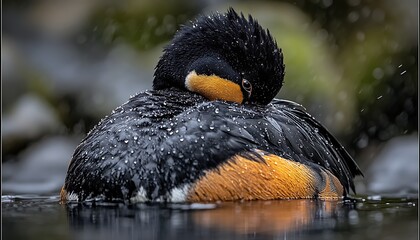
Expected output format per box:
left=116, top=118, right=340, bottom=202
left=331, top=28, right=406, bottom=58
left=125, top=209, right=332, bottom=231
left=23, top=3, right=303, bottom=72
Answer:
left=2, top=195, right=418, bottom=240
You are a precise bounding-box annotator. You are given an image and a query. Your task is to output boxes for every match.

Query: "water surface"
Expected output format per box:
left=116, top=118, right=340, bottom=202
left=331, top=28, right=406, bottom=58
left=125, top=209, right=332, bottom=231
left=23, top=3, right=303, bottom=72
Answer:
left=2, top=195, right=418, bottom=240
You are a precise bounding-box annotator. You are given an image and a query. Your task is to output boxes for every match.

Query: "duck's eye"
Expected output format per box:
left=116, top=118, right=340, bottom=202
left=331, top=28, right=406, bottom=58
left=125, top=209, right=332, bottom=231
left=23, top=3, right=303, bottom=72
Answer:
left=242, top=79, right=252, bottom=93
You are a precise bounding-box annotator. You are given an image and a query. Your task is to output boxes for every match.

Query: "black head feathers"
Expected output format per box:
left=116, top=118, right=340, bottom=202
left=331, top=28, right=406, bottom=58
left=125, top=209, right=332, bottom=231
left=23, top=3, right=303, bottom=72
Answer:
left=154, top=8, right=285, bottom=105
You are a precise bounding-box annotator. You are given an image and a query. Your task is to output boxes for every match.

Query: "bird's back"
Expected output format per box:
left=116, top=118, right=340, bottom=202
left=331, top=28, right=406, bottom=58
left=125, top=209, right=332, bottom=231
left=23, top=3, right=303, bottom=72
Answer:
left=62, top=89, right=361, bottom=202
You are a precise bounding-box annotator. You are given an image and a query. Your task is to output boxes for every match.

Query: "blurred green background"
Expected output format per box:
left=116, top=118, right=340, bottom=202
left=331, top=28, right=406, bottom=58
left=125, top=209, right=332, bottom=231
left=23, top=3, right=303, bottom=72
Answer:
left=2, top=0, right=418, bottom=196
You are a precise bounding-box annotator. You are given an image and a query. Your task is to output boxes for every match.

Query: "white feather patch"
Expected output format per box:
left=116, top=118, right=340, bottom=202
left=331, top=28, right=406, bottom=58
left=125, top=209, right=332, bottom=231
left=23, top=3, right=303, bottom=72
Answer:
left=130, top=187, right=149, bottom=203
left=170, top=184, right=191, bottom=202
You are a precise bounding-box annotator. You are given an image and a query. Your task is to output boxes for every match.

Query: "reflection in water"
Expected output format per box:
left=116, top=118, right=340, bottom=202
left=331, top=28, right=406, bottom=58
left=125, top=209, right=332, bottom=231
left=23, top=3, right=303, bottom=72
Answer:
left=65, top=199, right=346, bottom=239
left=192, top=200, right=338, bottom=234
left=3, top=196, right=417, bottom=240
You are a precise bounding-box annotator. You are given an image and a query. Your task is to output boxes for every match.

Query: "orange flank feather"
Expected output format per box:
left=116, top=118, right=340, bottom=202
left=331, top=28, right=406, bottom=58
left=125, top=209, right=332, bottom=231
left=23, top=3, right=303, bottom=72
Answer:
left=318, top=170, right=344, bottom=199
left=60, top=187, right=67, bottom=203
left=187, top=153, right=343, bottom=202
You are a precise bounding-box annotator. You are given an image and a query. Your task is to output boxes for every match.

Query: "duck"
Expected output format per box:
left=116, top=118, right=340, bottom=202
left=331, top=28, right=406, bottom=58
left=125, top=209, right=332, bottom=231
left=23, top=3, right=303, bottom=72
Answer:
left=60, top=8, right=362, bottom=203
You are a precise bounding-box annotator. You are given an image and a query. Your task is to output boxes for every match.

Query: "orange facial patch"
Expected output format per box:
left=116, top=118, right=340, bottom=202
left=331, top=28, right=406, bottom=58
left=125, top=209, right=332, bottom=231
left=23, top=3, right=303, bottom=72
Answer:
left=187, top=153, right=343, bottom=202
left=185, top=71, right=243, bottom=103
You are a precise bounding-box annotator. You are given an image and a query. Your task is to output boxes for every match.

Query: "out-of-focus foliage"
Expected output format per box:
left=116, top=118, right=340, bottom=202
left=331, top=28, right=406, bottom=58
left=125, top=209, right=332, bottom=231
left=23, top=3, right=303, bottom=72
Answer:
left=84, top=1, right=200, bottom=50
left=293, top=0, right=417, bottom=150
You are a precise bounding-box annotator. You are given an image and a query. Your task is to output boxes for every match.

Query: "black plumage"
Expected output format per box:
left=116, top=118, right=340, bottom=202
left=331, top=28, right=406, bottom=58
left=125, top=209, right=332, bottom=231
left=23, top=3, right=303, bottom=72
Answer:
left=62, top=8, right=362, bottom=202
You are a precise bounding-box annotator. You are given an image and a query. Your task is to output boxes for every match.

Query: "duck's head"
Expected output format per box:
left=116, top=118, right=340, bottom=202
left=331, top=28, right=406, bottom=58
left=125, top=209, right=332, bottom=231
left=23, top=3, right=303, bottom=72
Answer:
left=153, top=8, right=285, bottom=105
